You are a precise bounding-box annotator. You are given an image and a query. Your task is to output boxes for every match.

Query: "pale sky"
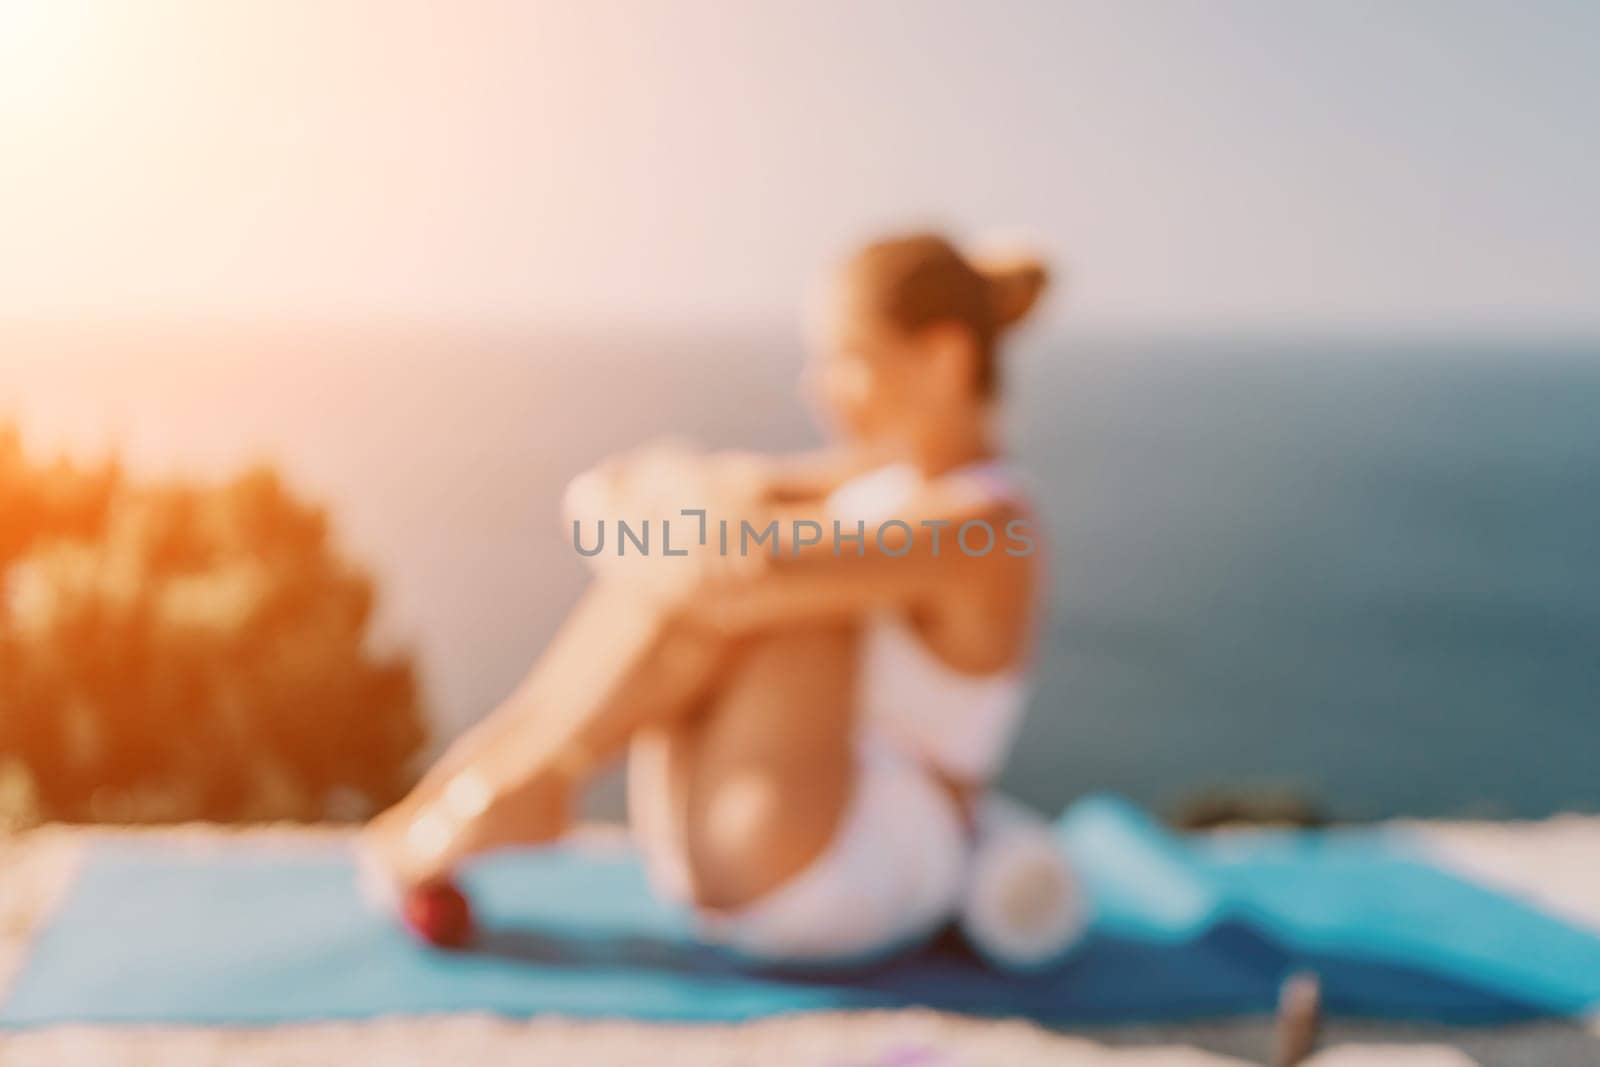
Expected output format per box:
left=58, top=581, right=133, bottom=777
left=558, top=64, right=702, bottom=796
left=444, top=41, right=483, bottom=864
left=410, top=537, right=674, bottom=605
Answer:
left=2, top=0, right=1597, bottom=333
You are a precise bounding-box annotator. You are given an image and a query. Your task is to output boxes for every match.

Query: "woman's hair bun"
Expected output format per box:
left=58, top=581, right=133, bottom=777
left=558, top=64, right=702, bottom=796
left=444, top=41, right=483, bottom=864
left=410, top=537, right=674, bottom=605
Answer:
left=975, top=253, right=1050, bottom=330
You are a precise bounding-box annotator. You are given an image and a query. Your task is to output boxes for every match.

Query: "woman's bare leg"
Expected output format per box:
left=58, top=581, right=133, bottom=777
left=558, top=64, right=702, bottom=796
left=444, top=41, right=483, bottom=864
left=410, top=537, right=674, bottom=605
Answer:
left=368, top=590, right=861, bottom=914
left=365, top=580, right=736, bottom=888
left=630, top=624, right=858, bottom=910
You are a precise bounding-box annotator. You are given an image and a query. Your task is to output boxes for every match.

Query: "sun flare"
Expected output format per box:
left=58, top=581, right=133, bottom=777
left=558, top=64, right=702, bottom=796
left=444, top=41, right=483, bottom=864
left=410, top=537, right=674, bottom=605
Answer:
left=0, top=0, right=100, bottom=120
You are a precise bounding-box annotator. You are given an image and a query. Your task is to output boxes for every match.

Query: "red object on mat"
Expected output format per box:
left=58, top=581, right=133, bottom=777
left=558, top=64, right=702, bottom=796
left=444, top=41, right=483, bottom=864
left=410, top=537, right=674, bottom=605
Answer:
left=401, top=881, right=475, bottom=949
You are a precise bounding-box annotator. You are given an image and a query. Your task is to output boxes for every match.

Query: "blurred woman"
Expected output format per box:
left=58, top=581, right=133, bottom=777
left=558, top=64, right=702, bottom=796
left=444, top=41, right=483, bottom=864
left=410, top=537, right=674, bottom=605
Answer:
left=364, top=232, right=1051, bottom=963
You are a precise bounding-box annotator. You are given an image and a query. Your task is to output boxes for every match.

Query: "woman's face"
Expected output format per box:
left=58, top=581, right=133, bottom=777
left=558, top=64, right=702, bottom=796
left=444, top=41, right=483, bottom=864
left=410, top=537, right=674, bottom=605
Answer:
left=804, top=280, right=963, bottom=447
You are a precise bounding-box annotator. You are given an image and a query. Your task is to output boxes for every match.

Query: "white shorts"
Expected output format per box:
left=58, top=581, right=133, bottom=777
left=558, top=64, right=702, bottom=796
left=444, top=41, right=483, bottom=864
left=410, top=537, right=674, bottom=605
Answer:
left=637, top=738, right=968, bottom=965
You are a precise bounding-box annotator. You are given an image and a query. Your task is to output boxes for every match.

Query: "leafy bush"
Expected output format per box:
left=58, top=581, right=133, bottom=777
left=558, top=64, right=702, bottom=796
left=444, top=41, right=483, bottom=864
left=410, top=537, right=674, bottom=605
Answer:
left=0, top=426, right=427, bottom=827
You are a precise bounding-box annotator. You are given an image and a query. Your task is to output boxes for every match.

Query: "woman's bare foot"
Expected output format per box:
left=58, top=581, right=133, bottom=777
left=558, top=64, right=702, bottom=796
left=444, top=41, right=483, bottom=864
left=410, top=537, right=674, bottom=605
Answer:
left=361, top=765, right=575, bottom=898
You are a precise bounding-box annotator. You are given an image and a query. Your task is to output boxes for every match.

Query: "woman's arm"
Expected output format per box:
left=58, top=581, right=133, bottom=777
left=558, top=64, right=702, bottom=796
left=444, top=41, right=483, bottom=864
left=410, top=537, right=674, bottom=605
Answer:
left=563, top=442, right=870, bottom=528
left=721, top=448, right=881, bottom=504
left=681, top=492, right=1037, bottom=637
left=566, top=443, right=1036, bottom=642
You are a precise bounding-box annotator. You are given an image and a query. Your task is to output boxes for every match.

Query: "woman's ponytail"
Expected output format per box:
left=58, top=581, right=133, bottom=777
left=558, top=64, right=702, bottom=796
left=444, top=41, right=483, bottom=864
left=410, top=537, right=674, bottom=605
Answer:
left=977, top=254, right=1050, bottom=331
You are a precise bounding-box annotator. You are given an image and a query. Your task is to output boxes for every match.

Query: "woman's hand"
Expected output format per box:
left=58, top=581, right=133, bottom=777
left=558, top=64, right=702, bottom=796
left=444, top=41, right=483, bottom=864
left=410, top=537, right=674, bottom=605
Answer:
left=564, top=441, right=778, bottom=617
left=563, top=441, right=770, bottom=524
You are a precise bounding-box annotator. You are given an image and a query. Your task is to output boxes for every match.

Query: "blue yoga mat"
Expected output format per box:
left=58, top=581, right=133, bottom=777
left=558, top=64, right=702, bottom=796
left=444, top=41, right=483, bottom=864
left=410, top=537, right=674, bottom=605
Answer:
left=6, top=795, right=1600, bottom=1027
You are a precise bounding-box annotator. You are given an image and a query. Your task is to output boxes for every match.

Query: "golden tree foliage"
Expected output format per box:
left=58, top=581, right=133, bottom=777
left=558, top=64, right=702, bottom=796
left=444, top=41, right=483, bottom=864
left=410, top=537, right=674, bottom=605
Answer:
left=0, top=426, right=427, bottom=827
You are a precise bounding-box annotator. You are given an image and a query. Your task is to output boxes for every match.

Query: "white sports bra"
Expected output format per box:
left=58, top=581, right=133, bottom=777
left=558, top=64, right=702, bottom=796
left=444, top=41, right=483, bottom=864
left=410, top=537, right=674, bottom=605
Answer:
left=826, top=459, right=1034, bottom=783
